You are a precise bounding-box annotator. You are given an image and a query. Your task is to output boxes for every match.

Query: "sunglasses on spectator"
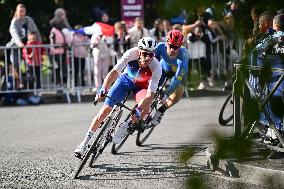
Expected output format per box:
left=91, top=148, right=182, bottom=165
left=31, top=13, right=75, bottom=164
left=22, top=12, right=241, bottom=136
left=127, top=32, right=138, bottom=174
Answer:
left=168, top=43, right=180, bottom=50
left=140, top=51, right=154, bottom=58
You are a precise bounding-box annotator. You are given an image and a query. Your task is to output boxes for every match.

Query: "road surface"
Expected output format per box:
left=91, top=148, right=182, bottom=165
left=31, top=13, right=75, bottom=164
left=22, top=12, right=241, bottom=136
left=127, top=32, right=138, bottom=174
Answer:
left=0, top=96, right=233, bottom=188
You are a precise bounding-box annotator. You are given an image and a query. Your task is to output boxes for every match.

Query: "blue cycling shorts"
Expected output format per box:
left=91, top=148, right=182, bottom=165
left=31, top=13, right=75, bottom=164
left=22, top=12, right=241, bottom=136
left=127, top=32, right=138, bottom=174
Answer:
left=104, top=75, right=141, bottom=107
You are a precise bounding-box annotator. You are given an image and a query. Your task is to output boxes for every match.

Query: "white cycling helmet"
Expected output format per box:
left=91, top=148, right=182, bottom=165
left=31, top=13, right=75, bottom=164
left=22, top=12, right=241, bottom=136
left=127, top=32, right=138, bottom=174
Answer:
left=138, top=37, right=158, bottom=52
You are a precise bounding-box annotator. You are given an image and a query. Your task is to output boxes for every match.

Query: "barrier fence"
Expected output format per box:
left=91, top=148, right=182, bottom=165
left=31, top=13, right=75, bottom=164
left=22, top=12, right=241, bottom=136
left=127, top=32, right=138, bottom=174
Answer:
left=233, top=57, right=284, bottom=157
left=0, top=38, right=244, bottom=103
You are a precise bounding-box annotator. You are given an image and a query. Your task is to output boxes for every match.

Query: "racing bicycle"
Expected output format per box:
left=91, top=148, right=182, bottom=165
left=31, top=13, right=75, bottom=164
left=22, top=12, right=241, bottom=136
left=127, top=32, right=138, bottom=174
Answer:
left=73, top=93, right=133, bottom=179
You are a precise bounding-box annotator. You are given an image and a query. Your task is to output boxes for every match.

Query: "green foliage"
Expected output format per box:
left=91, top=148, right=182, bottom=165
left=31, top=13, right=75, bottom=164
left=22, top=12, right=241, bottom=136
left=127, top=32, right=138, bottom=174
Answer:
left=178, top=147, right=196, bottom=164
left=185, top=173, right=211, bottom=189
left=212, top=132, right=253, bottom=160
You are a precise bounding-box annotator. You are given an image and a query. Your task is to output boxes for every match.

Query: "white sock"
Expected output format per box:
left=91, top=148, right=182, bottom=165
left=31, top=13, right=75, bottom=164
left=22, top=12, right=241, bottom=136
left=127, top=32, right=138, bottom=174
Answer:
left=82, top=129, right=94, bottom=145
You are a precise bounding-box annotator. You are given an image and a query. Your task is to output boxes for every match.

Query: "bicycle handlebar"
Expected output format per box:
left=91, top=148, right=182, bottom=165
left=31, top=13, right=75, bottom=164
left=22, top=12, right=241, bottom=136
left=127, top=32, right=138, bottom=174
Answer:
left=93, top=95, right=132, bottom=111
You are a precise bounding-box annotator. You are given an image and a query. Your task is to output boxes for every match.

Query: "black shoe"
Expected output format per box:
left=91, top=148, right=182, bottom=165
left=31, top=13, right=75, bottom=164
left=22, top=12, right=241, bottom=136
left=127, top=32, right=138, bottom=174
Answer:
left=136, top=120, right=145, bottom=132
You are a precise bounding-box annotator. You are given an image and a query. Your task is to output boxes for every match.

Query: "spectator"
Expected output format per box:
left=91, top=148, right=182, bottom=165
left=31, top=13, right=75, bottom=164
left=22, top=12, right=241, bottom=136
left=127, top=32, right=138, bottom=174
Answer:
left=0, top=64, right=41, bottom=106
left=6, top=3, right=41, bottom=73
left=221, top=15, right=240, bottom=89
left=149, top=18, right=161, bottom=36
left=244, top=10, right=275, bottom=65
left=128, top=17, right=149, bottom=48
left=49, top=8, right=71, bottom=30
left=22, top=32, right=45, bottom=89
left=253, top=14, right=284, bottom=141
left=49, top=8, right=71, bottom=86
left=182, top=19, right=202, bottom=35
left=72, top=25, right=90, bottom=87
left=223, top=0, right=245, bottom=33
left=187, top=25, right=213, bottom=89
left=172, top=24, right=182, bottom=32
left=113, top=21, right=130, bottom=61
left=250, top=6, right=265, bottom=36
left=100, top=12, right=114, bottom=25
left=163, top=19, right=172, bottom=34
left=223, top=0, right=241, bottom=17
left=91, top=32, right=112, bottom=91
left=149, top=18, right=166, bottom=42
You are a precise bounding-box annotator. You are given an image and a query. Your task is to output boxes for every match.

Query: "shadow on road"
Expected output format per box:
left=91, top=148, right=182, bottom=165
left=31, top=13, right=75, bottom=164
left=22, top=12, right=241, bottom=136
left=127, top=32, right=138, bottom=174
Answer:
left=75, top=143, right=210, bottom=181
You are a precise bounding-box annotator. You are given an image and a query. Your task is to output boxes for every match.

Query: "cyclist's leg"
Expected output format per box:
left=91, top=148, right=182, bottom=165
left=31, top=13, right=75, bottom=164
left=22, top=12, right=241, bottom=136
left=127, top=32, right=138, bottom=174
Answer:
left=152, top=85, right=184, bottom=126
left=75, top=78, right=129, bottom=156
left=165, top=85, right=184, bottom=108
left=135, top=89, right=151, bottom=119
left=113, top=84, right=146, bottom=143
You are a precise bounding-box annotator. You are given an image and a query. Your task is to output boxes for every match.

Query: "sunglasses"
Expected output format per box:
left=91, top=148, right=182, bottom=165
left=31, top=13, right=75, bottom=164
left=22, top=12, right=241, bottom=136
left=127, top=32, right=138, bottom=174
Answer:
left=140, top=51, right=154, bottom=58
left=168, top=43, right=180, bottom=50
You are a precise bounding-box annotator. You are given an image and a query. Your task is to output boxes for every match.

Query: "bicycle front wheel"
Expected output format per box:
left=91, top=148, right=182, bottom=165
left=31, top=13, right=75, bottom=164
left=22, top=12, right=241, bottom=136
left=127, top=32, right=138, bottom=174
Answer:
left=73, top=117, right=111, bottom=179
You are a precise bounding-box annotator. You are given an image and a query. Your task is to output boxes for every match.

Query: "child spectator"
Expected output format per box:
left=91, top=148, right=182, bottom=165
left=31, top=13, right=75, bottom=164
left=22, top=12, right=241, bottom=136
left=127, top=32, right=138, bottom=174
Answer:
left=22, top=32, right=45, bottom=89
left=72, top=25, right=90, bottom=87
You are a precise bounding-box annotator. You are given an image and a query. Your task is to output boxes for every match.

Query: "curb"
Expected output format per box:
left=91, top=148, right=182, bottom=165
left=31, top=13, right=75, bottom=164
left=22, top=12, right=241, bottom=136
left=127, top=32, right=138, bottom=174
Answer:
left=203, top=145, right=284, bottom=187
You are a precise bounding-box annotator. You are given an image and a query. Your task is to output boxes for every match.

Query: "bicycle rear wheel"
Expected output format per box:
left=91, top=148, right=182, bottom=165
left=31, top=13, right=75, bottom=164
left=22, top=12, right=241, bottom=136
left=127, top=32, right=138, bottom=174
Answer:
left=219, top=92, right=233, bottom=126
left=111, top=134, right=130, bottom=154
left=73, top=117, right=111, bottom=179
left=136, top=108, right=157, bottom=146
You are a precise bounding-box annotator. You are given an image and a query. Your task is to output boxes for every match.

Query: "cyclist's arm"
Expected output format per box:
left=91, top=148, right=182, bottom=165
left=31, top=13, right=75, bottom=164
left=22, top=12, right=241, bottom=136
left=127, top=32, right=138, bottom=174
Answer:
left=103, top=48, right=137, bottom=89
left=165, top=51, right=189, bottom=95
left=102, top=69, right=119, bottom=90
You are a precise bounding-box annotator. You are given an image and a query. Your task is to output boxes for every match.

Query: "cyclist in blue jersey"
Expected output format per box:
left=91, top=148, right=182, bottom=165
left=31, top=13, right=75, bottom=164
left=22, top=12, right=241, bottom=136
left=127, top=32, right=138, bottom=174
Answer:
left=74, top=37, right=162, bottom=158
left=151, top=30, right=190, bottom=126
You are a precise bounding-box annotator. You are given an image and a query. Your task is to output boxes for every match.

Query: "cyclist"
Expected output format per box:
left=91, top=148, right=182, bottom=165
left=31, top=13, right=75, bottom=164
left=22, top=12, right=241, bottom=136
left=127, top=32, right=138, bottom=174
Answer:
left=74, top=37, right=162, bottom=158
left=151, top=30, right=190, bottom=126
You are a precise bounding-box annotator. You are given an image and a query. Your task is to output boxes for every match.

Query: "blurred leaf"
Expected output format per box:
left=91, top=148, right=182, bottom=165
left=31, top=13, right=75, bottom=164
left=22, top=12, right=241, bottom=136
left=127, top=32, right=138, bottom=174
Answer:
left=212, top=132, right=253, bottom=160
left=178, top=147, right=196, bottom=164
left=186, top=173, right=211, bottom=189
left=243, top=97, right=260, bottom=125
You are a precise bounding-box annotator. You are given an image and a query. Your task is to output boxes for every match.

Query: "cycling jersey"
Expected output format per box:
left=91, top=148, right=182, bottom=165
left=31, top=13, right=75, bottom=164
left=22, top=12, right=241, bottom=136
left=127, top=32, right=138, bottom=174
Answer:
left=155, top=42, right=190, bottom=95
left=105, top=47, right=162, bottom=107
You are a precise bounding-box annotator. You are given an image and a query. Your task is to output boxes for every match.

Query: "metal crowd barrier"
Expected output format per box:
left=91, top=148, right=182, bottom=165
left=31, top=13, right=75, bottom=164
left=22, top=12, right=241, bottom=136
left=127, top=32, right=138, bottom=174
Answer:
left=0, top=43, right=112, bottom=103
left=233, top=57, right=284, bottom=157
left=186, top=37, right=244, bottom=89
left=0, top=37, right=243, bottom=104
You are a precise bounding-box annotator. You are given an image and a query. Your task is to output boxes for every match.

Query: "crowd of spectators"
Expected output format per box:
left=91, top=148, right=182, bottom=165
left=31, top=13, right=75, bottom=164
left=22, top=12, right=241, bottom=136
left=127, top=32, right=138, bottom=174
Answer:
left=0, top=1, right=283, bottom=108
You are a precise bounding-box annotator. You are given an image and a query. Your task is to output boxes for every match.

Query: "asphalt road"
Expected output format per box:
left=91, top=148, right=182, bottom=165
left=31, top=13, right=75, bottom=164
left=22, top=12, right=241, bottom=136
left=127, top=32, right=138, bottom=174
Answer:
left=0, top=96, right=234, bottom=189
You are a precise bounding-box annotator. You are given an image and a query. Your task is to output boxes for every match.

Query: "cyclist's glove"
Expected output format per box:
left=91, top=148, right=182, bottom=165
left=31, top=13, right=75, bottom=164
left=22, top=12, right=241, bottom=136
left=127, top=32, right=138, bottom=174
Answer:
left=96, top=87, right=108, bottom=99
